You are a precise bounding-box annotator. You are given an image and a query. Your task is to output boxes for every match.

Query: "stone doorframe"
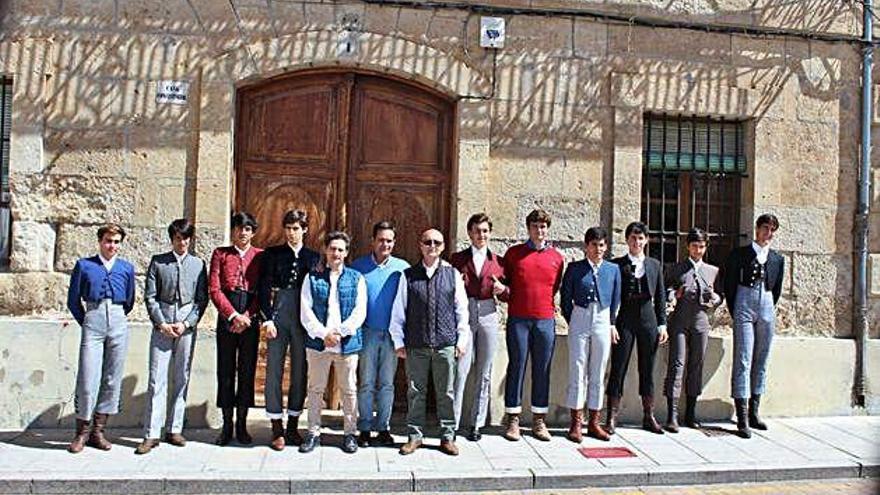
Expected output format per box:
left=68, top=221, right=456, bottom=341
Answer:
left=188, top=31, right=494, bottom=250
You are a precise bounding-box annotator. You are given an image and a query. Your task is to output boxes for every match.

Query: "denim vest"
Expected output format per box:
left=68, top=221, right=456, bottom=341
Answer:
left=305, top=268, right=364, bottom=355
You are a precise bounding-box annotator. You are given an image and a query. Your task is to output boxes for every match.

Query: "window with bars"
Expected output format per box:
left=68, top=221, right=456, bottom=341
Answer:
left=640, top=114, right=747, bottom=268
left=1, top=77, right=12, bottom=269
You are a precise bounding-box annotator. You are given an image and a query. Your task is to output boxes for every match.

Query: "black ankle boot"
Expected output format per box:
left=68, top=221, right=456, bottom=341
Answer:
left=683, top=396, right=700, bottom=428
left=749, top=395, right=768, bottom=430
left=734, top=398, right=751, bottom=439
left=215, top=407, right=234, bottom=445
left=235, top=406, right=252, bottom=444
left=664, top=398, right=679, bottom=433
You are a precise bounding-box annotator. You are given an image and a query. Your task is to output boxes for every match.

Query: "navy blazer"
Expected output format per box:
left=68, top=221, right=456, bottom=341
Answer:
left=560, top=259, right=621, bottom=325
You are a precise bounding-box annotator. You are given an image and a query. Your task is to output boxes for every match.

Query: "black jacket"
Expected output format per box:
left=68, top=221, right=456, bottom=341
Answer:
left=722, top=244, right=784, bottom=313
left=612, top=255, right=666, bottom=328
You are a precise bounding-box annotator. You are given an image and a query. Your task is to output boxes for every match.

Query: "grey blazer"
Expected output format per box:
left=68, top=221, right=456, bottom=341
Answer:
left=144, top=251, right=209, bottom=329
left=666, top=260, right=722, bottom=330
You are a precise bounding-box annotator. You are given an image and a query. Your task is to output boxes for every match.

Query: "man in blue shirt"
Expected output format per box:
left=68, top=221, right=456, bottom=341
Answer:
left=351, top=221, right=410, bottom=448
left=66, top=223, right=136, bottom=453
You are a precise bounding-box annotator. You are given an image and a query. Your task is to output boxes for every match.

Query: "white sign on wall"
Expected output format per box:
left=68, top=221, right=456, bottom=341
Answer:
left=480, top=17, right=505, bottom=49
left=155, top=80, right=189, bottom=105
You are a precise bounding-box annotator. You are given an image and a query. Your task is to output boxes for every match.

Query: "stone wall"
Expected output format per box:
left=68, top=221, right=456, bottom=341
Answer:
left=0, top=0, right=876, bottom=338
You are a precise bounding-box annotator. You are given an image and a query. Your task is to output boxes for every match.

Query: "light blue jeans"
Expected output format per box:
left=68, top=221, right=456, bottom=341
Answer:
left=731, top=285, right=776, bottom=399
left=356, top=328, right=398, bottom=432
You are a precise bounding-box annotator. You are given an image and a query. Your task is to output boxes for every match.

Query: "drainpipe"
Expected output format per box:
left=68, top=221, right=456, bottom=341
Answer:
left=854, top=0, right=872, bottom=407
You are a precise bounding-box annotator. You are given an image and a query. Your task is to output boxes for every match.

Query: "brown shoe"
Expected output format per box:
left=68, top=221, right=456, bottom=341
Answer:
left=605, top=396, right=620, bottom=435
left=134, top=438, right=160, bottom=455
left=164, top=432, right=187, bottom=447
left=439, top=439, right=459, bottom=456
left=269, top=419, right=285, bottom=451
left=641, top=396, right=664, bottom=434
left=87, top=413, right=112, bottom=450
left=532, top=413, right=551, bottom=441
left=586, top=409, right=610, bottom=441
left=67, top=419, right=90, bottom=454
left=398, top=438, right=422, bottom=455
left=566, top=409, right=583, bottom=443
left=502, top=413, right=521, bottom=441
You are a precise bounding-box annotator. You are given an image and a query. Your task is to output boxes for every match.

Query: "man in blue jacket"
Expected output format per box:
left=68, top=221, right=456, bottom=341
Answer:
left=560, top=226, right=620, bottom=443
left=66, top=223, right=136, bottom=453
left=299, top=231, right=367, bottom=454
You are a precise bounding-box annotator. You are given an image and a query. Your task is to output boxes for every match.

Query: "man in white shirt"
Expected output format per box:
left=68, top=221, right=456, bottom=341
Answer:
left=299, top=231, right=367, bottom=453
left=390, top=229, right=470, bottom=456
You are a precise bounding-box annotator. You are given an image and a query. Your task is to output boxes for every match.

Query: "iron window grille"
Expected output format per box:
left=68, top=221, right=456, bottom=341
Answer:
left=640, top=114, right=748, bottom=268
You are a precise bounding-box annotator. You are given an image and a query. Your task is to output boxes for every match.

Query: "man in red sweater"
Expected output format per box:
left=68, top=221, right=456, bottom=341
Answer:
left=501, top=209, right=564, bottom=442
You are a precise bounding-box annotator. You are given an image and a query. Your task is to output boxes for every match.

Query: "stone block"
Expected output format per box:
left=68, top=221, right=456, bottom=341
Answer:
left=752, top=460, right=862, bottom=482
left=31, top=477, right=164, bottom=494
left=10, top=172, right=138, bottom=224
left=413, top=470, right=532, bottom=492
left=0, top=272, right=69, bottom=316
left=55, top=224, right=168, bottom=274
left=43, top=129, right=129, bottom=177
left=294, top=472, right=412, bottom=493
left=9, top=126, right=45, bottom=174
left=491, top=99, right=602, bottom=152
left=532, top=467, right=649, bottom=489
left=608, top=24, right=731, bottom=64
left=163, top=476, right=289, bottom=494
left=9, top=221, right=55, bottom=272
left=573, top=18, right=607, bottom=59
left=869, top=254, right=880, bottom=297
left=128, top=128, right=191, bottom=179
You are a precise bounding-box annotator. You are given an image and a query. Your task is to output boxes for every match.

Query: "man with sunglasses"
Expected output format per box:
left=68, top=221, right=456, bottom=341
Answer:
left=66, top=223, right=136, bottom=453
left=390, top=229, right=470, bottom=456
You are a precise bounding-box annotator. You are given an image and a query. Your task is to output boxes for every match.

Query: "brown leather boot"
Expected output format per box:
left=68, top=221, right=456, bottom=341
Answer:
left=605, top=396, right=620, bottom=435
left=67, top=418, right=90, bottom=454
left=269, top=419, right=285, bottom=451
left=566, top=409, right=583, bottom=443
left=438, top=439, right=459, bottom=456
left=586, top=409, right=610, bottom=441
left=398, top=438, right=422, bottom=455
left=88, top=413, right=113, bottom=450
left=532, top=413, right=551, bottom=441
left=502, top=413, right=521, bottom=441
left=641, top=396, right=664, bottom=434
left=134, top=438, right=160, bottom=455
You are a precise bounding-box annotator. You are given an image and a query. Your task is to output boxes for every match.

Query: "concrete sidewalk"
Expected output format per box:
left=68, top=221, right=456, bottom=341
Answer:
left=0, top=416, right=877, bottom=493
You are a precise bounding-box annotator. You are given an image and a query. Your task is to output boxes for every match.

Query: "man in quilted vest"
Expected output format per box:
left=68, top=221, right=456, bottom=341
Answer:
left=299, top=231, right=367, bottom=453
left=390, top=229, right=471, bottom=456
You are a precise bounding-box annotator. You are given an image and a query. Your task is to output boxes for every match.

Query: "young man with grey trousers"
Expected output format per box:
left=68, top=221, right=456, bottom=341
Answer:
left=136, top=219, right=209, bottom=454
left=66, top=223, right=136, bottom=453
left=449, top=213, right=507, bottom=442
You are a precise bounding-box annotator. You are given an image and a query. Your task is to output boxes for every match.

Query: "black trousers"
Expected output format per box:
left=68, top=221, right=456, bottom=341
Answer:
left=216, top=290, right=259, bottom=408
left=607, top=302, right=659, bottom=398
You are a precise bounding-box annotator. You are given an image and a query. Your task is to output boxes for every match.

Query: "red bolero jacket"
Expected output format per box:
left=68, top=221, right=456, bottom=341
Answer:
left=449, top=247, right=508, bottom=301
left=208, top=245, right=264, bottom=320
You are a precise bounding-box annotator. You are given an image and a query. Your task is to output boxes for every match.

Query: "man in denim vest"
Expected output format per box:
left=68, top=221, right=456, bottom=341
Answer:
left=390, top=229, right=470, bottom=456
left=299, top=231, right=367, bottom=453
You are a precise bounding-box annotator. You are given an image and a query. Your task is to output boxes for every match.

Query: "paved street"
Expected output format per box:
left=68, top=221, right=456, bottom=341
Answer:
left=0, top=416, right=877, bottom=493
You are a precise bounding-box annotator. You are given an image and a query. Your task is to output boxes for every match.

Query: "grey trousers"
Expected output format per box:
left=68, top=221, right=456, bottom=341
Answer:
left=143, top=325, right=196, bottom=438
left=453, top=298, right=500, bottom=430
left=265, top=288, right=308, bottom=419
left=406, top=346, right=456, bottom=442
left=74, top=300, right=130, bottom=420
left=564, top=304, right=612, bottom=411
left=731, top=285, right=775, bottom=399
left=664, top=325, right=709, bottom=399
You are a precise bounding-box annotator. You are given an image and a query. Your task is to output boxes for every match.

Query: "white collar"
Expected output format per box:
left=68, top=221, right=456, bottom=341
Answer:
left=288, top=243, right=302, bottom=257
left=587, top=257, right=603, bottom=271
left=234, top=245, right=250, bottom=257
left=627, top=253, right=645, bottom=264
left=689, top=257, right=703, bottom=269
left=471, top=245, right=488, bottom=257
left=99, top=254, right=116, bottom=270
left=173, top=251, right=188, bottom=264
left=422, top=258, right=441, bottom=271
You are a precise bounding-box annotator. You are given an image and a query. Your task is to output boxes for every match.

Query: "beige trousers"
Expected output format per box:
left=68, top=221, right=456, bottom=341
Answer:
left=306, top=348, right=359, bottom=435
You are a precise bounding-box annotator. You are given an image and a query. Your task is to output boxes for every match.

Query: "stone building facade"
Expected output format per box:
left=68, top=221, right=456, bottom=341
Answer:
left=0, top=0, right=878, bottom=427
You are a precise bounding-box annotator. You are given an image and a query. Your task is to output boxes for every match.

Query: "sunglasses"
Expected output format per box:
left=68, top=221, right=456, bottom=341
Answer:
left=421, top=239, right=444, bottom=247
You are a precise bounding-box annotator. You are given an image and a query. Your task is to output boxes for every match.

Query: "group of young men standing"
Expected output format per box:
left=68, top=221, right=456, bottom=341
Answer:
left=64, top=208, right=783, bottom=456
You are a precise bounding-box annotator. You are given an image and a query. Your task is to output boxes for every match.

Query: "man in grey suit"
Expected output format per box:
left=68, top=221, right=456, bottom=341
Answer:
left=662, top=228, right=722, bottom=433
left=136, top=219, right=209, bottom=454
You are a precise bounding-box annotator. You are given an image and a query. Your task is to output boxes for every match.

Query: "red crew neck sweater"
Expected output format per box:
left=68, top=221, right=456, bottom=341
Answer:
left=504, top=243, right=564, bottom=319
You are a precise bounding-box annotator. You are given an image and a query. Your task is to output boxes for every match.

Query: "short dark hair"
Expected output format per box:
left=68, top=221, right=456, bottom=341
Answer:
left=231, top=211, right=258, bottom=231
left=167, top=218, right=195, bottom=241
left=686, top=228, right=709, bottom=245
left=282, top=209, right=308, bottom=229
left=324, top=230, right=350, bottom=248
left=624, top=221, right=648, bottom=238
left=584, top=226, right=608, bottom=244
left=372, top=221, right=396, bottom=238
left=756, top=213, right=779, bottom=231
left=525, top=209, right=552, bottom=228
left=97, top=223, right=126, bottom=241
left=466, top=213, right=493, bottom=232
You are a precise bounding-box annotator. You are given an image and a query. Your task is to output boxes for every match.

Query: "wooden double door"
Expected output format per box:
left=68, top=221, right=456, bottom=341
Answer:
left=236, top=70, right=455, bottom=260
left=235, top=70, right=456, bottom=405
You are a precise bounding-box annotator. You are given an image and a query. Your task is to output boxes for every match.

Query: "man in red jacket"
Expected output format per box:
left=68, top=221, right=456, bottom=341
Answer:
left=501, top=209, right=564, bottom=442
left=208, top=212, right=263, bottom=446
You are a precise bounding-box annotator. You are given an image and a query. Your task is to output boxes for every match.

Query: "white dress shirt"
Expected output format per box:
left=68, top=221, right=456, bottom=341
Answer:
left=627, top=253, right=646, bottom=278
left=173, top=251, right=187, bottom=265
left=99, top=254, right=117, bottom=272
left=471, top=245, right=488, bottom=276
left=752, top=241, right=770, bottom=264
left=389, top=259, right=471, bottom=353
left=300, top=269, right=368, bottom=354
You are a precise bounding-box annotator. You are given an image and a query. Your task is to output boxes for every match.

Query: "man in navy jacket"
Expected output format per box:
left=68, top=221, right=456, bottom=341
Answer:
left=66, top=223, right=136, bottom=453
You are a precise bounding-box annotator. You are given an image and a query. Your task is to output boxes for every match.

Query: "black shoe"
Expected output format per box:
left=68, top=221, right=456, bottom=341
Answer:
left=342, top=434, right=358, bottom=453
left=373, top=430, right=395, bottom=447
left=357, top=431, right=372, bottom=448
left=215, top=422, right=233, bottom=446
left=298, top=433, right=320, bottom=453
left=466, top=427, right=482, bottom=442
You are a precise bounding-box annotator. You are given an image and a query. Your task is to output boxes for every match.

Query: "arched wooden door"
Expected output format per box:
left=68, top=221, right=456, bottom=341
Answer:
left=235, top=70, right=456, bottom=404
